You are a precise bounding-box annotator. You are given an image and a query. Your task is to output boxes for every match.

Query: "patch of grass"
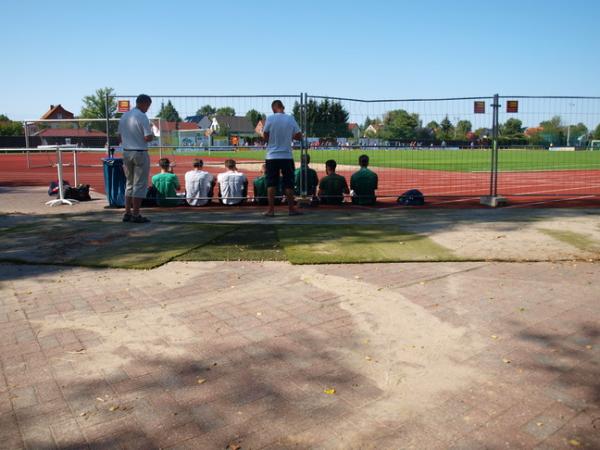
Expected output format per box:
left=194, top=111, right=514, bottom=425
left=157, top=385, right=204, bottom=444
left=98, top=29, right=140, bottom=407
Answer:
left=539, top=228, right=600, bottom=253
left=278, top=225, right=458, bottom=264
left=178, top=225, right=286, bottom=262
left=0, top=221, right=235, bottom=269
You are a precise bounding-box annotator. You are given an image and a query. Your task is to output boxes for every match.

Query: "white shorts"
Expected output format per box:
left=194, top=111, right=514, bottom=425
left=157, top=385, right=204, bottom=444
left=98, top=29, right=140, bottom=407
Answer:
left=123, top=151, right=150, bottom=199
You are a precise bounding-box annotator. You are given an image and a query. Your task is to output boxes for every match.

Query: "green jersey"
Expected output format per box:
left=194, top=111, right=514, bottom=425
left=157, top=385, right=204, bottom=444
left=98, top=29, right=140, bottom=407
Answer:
left=152, top=172, right=180, bottom=207
left=294, top=166, right=319, bottom=196
left=253, top=175, right=282, bottom=205
left=350, top=168, right=378, bottom=205
left=319, top=173, right=349, bottom=204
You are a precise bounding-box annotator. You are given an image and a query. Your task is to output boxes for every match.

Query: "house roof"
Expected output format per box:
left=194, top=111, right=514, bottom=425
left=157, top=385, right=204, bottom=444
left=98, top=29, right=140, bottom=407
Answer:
left=40, top=104, right=74, bottom=120
left=184, top=115, right=208, bottom=124
left=213, top=115, right=255, bottom=134
left=153, top=120, right=199, bottom=132
left=348, top=123, right=359, bottom=130
left=35, top=128, right=106, bottom=137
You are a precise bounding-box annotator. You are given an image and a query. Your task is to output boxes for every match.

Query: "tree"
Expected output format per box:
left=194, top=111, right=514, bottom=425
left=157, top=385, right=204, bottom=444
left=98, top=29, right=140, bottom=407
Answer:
left=565, top=122, right=588, bottom=145
left=216, top=107, right=235, bottom=116
left=80, top=87, right=117, bottom=131
left=157, top=100, right=181, bottom=122
left=196, top=105, right=216, bottom=116
left=437, top=116, right=454, bottom=141
left=81, top=87, right=117, bottom=119
left=455, top=120, right=472, bottom=140
left=426, top=120, right=440, bottom=131
left=246, top=109, right=265, bottom=128
left=0, top=120, right=24, bottom=136
left=538, top=116, right=564, bottom=145
left=593, top=123, right=600, bottom=140
left=293, top=99, right=350, bottom=139
left=0, top=114, right=9, bottom=122
left=500, top=118, right=524, bottom=138
left=379, top=109, right=420, bottom=140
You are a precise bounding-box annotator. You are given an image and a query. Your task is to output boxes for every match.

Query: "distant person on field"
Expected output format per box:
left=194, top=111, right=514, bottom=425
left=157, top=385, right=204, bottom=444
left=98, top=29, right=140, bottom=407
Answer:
left=318, top=159, right=349, bottom=205
left=294, top=153, right=319, bottom=205
left=152, top=158, right=181, bottom=207
left=217, top=159, right=248, bottom=205
left=262, top=99, right=303, bottom=216
left=350, top=154, right=378, bottom=205
left=185, top=159, right=214, bottom=206
left=118, top=94, right=154, bottom=223
left=254, top=164, right=282, bottom=206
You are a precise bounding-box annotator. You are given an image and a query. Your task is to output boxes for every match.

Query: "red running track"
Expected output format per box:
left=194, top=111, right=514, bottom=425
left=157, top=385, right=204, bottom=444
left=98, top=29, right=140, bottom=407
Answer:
left=1, top=152, right=599, bottom=208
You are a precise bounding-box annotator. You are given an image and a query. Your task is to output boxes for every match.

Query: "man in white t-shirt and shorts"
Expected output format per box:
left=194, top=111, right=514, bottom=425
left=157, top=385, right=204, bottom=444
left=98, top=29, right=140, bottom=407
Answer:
left=217, top=159, right=248, bottom=205
left=117, top=94, right=154, bottom=223
left=185, top=159, right=214, bottom=206
left=262, top=99, right=303, bottom=216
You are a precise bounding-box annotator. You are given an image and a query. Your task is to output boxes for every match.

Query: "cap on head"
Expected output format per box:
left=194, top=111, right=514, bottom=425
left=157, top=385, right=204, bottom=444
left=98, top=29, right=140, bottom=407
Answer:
left=359, top=154, right=369, bottom=167
left=136, top=94, right=152, bottom=106
left=159, top=158, right=170, bottom=169
left=193, top=158, right=203, bottom=168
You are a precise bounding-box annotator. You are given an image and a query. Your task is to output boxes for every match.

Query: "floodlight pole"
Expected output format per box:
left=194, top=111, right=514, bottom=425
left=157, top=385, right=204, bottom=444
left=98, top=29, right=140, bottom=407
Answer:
left=24, top=121, right=30, bottom=168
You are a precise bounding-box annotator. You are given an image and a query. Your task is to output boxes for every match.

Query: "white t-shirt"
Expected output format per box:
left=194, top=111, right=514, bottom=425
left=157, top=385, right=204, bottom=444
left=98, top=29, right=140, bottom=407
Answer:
left=217, top=170, right=247, bottom=205
left=185, top=169, right=214, bottom=206
left=263, top=113, right=301, bottom=160
left=118, top=108, right=153, bottom=150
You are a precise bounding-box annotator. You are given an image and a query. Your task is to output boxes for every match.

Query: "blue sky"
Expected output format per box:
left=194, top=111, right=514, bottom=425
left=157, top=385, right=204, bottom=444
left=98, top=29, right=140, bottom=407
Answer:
left=1, top=0, right=599, bottom=119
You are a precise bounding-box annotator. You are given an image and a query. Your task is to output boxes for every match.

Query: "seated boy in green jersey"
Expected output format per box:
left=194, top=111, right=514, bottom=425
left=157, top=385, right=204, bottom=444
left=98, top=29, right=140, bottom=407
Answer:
left=254, top=164, right=282, bottom=206
left=151, top=158, right=182, bottom=207
left=318, top=159, right=349, bottom=205
left=294, top=154, right=319, bottom=204
left=350, top=154, right=378, bottom=205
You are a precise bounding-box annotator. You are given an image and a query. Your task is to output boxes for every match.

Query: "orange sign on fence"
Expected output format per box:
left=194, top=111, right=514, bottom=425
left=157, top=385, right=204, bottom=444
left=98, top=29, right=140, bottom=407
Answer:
left=474, top=101, right=485, bottom=114
left=117, top=100, right=130, bottom=113
left=506, top=100, right=519, bottom=113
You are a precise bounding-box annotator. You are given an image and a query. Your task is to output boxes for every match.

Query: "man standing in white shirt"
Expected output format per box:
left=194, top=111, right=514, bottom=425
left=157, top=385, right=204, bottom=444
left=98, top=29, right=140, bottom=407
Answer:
left=117, top=94, right=154, bottom=223
left=185, top=159, right=214, bottom=206
left=217, top=159, right=248, bottom=205
left=262, top=100, right=303, bottom=216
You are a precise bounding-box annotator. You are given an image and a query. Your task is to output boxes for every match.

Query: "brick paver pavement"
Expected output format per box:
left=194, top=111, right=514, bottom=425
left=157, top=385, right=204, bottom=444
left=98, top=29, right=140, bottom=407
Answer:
left=0, top=261, right=598, bottom=449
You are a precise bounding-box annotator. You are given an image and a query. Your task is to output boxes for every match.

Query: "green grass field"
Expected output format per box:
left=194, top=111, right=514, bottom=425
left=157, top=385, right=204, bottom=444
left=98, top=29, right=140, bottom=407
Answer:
left=156, top=148, right=600, bottom=172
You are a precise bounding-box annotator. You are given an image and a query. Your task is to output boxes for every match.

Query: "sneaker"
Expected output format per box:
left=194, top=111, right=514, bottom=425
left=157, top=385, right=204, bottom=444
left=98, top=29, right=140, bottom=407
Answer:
left=131, top=215, right=151, bottom=223
left=122, top=213, right=132, bottom=222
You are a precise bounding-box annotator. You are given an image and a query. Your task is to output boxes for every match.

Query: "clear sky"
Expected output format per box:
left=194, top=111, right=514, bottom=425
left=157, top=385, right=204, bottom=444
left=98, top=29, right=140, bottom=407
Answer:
left=1, top=0, right=599, bottom=119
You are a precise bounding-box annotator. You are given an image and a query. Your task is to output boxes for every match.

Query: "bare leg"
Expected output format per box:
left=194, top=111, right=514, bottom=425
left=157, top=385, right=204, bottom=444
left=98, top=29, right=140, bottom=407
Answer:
left=132, top=198, right=143, bottom=216
left=266, top=186, right=276, bottom=215
left=285, top=188, right=297, bottom=213
left=125, top=196, right=133, bottom=215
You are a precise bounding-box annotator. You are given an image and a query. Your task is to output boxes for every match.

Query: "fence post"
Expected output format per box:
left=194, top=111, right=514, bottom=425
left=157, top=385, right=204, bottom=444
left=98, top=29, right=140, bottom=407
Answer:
left=480, top=93, right=506, bottom=207
left=105, top=92, right=111, bottom=155
left=299, top=93, right=307, bottom=198
left=24, top=121, right=30, bottom=169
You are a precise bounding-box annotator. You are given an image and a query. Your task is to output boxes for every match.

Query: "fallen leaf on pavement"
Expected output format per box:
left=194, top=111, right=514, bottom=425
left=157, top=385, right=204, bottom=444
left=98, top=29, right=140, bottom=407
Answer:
left=197, top=378, right=206, bottom=385
left=67, top=349, right=86, bottom=354
left=568, top=439, right=582, bottom=447
left=491, top=335, right=499, bottom=340
left=323, top=388, right=336, bottom=395
left=365, top=356, right=372, bottom=361
left=502, top=358, right=511, bottom=364
left=96, top=397, right=105, bottom=402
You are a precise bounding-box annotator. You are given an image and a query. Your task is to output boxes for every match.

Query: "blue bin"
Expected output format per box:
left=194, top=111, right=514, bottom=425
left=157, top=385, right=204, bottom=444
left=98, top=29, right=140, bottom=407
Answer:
left=102, top=158, right=126, bottom=207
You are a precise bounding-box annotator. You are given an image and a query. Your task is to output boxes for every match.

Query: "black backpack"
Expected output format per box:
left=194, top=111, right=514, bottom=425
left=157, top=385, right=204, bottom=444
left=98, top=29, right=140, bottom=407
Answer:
left=64, top=184, right=92, bottom=201
left=397, top=189, right=425, bottom=206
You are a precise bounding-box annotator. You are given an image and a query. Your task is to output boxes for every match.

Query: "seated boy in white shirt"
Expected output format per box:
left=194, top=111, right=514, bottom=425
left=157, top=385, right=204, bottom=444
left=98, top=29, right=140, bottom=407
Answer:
left=184, top=159, right=214, bottom=206
left=217, top=159, right=248, bottom=205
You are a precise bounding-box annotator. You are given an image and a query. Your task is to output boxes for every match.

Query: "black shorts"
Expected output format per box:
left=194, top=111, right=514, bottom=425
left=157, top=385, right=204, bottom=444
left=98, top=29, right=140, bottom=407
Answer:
left=265, top=159, right=295, bottom=189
